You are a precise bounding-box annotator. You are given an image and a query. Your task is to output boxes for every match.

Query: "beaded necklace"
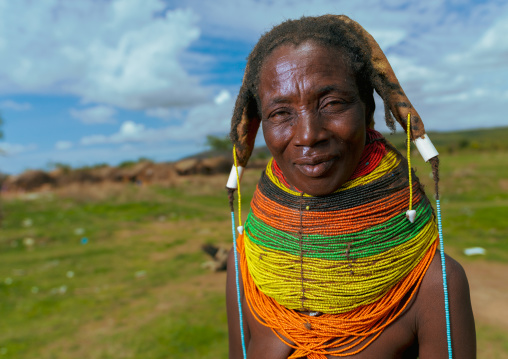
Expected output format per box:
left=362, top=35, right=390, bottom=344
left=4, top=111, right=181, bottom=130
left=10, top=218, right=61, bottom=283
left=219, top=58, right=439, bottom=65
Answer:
left=238, top=129, right=439, bottom=357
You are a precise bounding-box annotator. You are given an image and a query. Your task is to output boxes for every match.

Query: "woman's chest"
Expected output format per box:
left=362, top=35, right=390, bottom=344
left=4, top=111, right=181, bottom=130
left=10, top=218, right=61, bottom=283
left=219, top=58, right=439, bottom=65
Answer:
left=244, top=300, right=419, bottom=359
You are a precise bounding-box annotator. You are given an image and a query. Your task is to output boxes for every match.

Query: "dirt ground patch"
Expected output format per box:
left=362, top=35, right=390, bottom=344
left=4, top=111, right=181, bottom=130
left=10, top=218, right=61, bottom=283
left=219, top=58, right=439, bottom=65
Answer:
left=462, top=260, right=508, bottom=331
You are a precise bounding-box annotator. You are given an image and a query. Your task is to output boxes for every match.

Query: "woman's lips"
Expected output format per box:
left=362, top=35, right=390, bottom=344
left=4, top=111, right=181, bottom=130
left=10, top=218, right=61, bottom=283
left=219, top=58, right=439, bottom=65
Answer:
left=294, top=157, right=336, bottom=177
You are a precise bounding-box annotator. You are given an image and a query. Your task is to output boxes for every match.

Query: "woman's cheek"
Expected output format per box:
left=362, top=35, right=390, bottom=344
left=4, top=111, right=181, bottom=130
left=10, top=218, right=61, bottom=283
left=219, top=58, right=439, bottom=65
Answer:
left=329, top=109, right=366, bottom=142
left=263, top=121, right=294, bottom=152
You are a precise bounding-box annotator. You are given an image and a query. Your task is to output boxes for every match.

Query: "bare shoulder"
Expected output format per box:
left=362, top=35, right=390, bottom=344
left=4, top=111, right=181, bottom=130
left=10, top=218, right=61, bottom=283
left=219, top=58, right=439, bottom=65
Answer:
left=414, top=249, right=477, bottom=358
left=417, top=250, right=470, bottom=305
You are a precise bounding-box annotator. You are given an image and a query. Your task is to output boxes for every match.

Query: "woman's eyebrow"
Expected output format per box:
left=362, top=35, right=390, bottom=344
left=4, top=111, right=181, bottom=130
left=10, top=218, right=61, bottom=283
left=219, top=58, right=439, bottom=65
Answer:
left=264, top=96, right=292, bottom=107
left=316, top=85, right=355, bottom=96
left=262, top=85, right=357, bottom=109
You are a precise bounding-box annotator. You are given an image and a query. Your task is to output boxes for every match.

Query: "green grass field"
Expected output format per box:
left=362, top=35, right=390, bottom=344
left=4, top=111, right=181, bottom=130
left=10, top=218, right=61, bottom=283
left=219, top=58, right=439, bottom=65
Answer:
left=1, top=143, right=508, bottom=358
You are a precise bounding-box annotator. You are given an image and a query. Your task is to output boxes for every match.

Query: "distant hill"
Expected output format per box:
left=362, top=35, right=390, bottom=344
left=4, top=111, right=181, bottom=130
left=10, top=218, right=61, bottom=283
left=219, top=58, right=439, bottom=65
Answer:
left=2, top=126, right=507, bottom=193
left=382, top=126, right=508, bottom=154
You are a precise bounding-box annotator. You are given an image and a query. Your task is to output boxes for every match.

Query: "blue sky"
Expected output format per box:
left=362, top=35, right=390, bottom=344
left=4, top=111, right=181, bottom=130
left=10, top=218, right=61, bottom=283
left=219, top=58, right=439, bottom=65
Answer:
left=1, top=0, right=507, bottom=174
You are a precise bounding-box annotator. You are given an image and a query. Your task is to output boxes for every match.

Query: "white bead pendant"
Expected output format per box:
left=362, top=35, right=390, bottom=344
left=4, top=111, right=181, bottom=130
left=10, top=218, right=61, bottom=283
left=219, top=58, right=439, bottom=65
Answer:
left=406, top=209, right=417, bottom=223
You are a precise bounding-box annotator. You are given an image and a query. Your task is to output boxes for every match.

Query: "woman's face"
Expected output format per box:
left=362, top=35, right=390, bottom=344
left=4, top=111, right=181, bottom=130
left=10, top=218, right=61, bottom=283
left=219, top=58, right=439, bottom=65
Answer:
left=259, top=41, right=368, bottom=196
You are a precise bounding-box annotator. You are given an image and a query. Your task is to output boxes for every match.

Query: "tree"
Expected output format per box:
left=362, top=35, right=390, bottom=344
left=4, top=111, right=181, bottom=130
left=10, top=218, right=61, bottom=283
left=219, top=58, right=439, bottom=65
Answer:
left=0, top=113, right=4, bottom=225
left=205, top=134, right=232, bottom=152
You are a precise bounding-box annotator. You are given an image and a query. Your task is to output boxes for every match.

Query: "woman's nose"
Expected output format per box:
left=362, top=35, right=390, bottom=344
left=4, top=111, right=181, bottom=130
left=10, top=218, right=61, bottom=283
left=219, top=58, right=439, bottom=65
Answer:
left=293, top=111, right=327, bottom=147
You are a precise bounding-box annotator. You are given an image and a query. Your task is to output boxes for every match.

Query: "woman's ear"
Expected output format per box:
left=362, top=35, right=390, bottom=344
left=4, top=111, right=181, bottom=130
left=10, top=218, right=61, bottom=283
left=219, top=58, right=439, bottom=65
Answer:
left=233, top=97, right=261, bottom=167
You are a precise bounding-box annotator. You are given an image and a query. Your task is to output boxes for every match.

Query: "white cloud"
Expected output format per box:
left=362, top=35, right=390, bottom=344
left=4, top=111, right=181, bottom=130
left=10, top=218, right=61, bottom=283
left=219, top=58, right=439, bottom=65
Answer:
left=445, top=13, right=508, bottom=68
left=0, top=142, right=37, bottom=155
left=80, top=89, right=235, bottom=146
left=214, top=90, right=231, bottom=105
left=120, top=121, right=145, bottom=136
left=0, top=0, right=207, bottom=109
left=55, top=141, right=73, bottom=150
left=70, top=106, right=117, bottom=125
left=168, top=0, right=445, bottom=43
left=370, top=29, right=406, bottom=49
left=0, top=100, right=32, bottom=111
left=81, top=120, right=146, bottom=145
left=387, top=56, right=435, bottom=83
left=80, top=120, right=164, bottom=145
left=80, top=135, right=108, bottom=146
left=145, top=107, right=185, bottom=121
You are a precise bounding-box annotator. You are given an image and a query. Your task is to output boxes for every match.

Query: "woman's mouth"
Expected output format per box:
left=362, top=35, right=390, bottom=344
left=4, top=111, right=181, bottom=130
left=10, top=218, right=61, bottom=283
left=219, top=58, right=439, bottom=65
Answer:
left=294, top=157, right=337, bottom=178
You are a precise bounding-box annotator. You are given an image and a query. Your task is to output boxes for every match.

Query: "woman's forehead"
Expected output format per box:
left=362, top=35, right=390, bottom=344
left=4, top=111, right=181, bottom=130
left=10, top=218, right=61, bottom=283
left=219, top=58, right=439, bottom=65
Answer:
left=262, top=40, right=351, bottom=72
left=258, top=41, right=357, bottom=103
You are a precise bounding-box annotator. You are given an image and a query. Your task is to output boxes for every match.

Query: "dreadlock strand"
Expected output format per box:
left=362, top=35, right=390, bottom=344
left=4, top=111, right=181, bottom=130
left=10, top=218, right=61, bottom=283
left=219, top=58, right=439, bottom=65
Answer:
left=429, top=156, right=440, bottom=200
left=384, top=101, right=397, bottom=133
left=227, top=187, right=236, bottom=213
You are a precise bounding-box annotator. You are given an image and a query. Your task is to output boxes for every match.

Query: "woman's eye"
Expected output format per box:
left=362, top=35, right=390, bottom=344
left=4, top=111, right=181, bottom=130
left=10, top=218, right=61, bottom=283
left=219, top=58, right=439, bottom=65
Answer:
left=320, top=98, right=351, bottom=114
left=273, top=111, right=287, bottom=118
left=323, top=99, right=345, bottom=108
left=268, top=110, right=291, bottom=122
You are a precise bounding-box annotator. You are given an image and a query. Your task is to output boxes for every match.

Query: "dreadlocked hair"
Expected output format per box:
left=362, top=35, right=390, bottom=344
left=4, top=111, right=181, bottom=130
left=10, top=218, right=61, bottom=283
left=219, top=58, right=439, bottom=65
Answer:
left=230, top=15, right=430, bottom=162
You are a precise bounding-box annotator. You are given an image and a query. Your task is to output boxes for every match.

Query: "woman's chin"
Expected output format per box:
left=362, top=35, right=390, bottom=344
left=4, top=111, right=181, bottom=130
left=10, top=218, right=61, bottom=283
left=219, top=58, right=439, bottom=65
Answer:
left=290, top=176, right=346, bottom=197
left=288, top=163, right=352, bottom=196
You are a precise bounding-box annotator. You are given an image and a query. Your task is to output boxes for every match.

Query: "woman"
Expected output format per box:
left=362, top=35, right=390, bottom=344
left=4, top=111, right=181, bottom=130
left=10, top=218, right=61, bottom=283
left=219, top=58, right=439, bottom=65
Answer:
left=226, top=15, right=476, bottom=358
